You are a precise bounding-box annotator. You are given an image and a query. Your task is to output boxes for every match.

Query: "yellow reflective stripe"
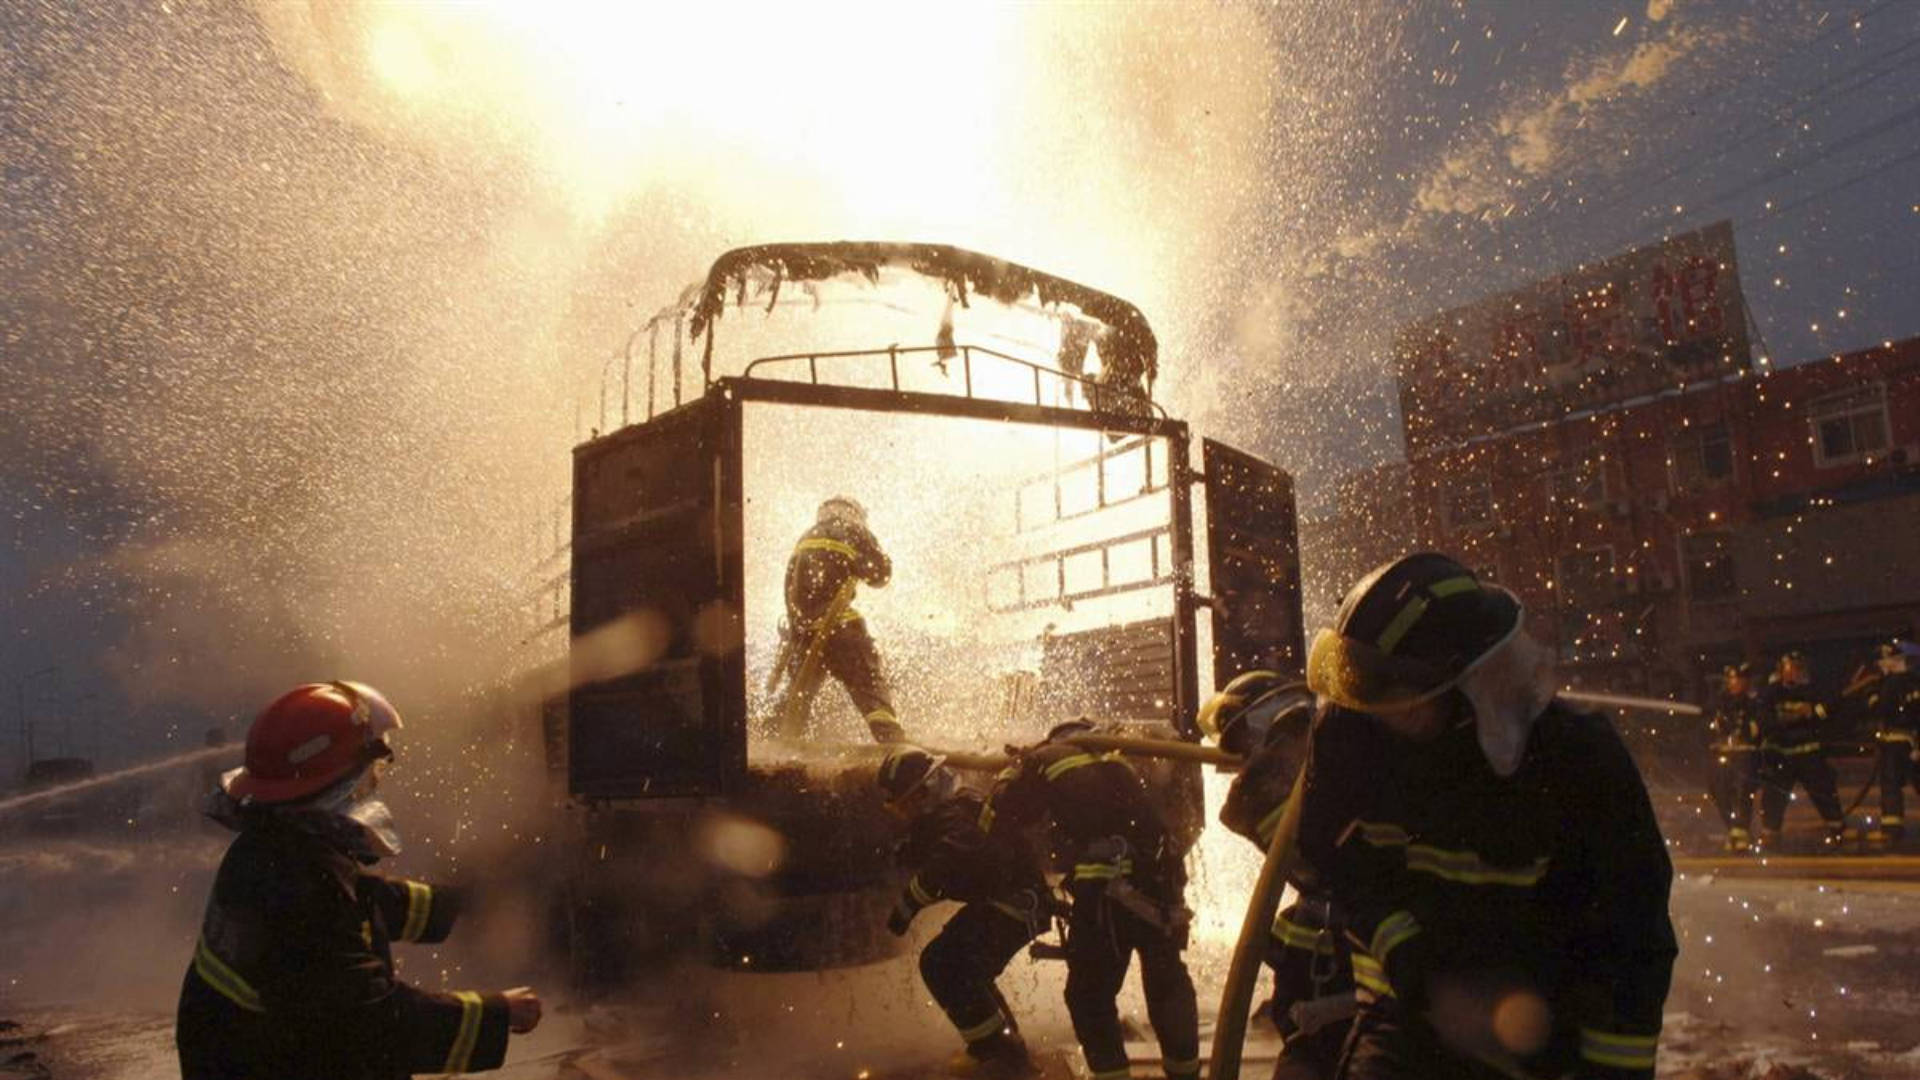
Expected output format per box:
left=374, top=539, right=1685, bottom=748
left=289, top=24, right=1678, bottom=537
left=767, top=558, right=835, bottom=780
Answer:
left=958, top=1010, right=1007, bottom=1043
left=1073, top=859, right=1132, bottom=880
left=444, top=991, right=484, bottom=1074
left=1428, top=575, right=1479, bottom=598
left=1255, top=803, right=1287, bottom=845
left=193, top=937, right=264, bottom=1013
left=400, top=880, right=433, bottom=943
left=908, top=875, right=937, bottom=907
left=1580, top=1028, right=1658, bottom=1069
left=977, top=801, right=996, bottom=832
left=1771, top=741, right=1823, bottom=755
left=1043, top=752, right=1115, bottom=781
left=1879, top=732, right=1918, bottom=744
left=1270, top=911, right=1335, bottom=953
left=1884, top=815, right=1906, bottom=825
left=1370, top=910, right=1421, bottom=962
left=1405, top=845, right=1550, bottom=887
left=1375, top=596, right=1430, bottom=655
left=1353, top=820, right=1410, bottom=847
left=1350, top=952, right=1393, bottom=996
left=795, top=538, right=861, bottom=560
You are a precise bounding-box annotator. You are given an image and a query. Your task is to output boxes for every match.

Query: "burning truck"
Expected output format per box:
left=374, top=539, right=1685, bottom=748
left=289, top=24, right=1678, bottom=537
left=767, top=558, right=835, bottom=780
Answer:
left=543, top=243, right=1305, bottom=985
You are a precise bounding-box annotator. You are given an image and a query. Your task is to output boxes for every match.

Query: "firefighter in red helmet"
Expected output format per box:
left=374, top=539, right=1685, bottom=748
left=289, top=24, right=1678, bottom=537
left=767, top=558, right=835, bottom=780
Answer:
left=176, top=681, right=541, bottom=1079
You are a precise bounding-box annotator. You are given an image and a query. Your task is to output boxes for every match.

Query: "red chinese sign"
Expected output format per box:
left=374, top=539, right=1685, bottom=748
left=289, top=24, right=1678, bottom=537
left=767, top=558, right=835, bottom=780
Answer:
left=1396, top=221, right=1752, bottom=455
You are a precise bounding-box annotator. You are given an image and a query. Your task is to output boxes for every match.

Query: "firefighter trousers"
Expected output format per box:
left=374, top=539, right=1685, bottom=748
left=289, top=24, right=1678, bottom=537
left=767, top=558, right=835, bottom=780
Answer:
left=1878, top=734, right=1919, bottom=830
left=919, top=901, right=1037, bottom=1055
left=820, top=617, right=900, bottom=741
left=1709, top=748, right=1760, bottom=837
left=1064, top=880, right=1200, bottom=1080
left=1759, top=748, right=1844, bottom=831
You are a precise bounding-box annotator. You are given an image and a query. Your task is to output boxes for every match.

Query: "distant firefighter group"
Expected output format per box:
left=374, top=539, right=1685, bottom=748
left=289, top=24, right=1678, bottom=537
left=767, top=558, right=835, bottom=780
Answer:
left=1707, top=641, right=1920, bottom=852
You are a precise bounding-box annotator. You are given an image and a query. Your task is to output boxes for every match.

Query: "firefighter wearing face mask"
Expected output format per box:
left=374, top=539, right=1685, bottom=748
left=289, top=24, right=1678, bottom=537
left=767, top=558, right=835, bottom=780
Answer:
left=1202, top=671, right=1354, bottom=1080
left=1755, top=651, right=1847, bottom=847
left=877, top=748, right=1049, bottom=1077
left=1707, top=663, right=1763, bottom=852
left=1294, top=553, right=1675, bottom=1080
left=980, top=722, right=1202, bottom=1080
left=176, top=682, right=541, bottom=1080
left=777, top=495, right=904, bottom=743
left=1866, top=640, right=1920, bottom=843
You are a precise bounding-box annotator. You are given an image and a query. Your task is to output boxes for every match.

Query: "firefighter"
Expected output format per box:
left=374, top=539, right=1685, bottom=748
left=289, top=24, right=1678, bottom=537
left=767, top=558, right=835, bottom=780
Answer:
left=878, top=747, right=1048, bottom=1076
left=177, top=682, right=541, bottom=1079
left=1707, top=663, right=1763, bottom=852
left=780, top=495, right=904, bottom=742
left=980, top=721, right=1201, bottom=1080
left=1296, top=553, right=1675, bottom=1080
left=1867, top=640, right=1920, bottom=843
left=1202, top=671, right=1354, bottom=1080
left=1756, top=651, right=1847, bottom=848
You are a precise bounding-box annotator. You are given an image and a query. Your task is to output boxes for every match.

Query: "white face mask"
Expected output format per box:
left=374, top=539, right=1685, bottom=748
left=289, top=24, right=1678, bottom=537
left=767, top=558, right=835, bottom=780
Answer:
left=1457, top=629, right=1558, bottom=778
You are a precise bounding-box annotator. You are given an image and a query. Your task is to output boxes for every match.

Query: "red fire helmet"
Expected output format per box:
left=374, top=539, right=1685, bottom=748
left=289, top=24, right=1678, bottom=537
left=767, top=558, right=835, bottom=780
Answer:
left=223, top=681, right=402, bottom=805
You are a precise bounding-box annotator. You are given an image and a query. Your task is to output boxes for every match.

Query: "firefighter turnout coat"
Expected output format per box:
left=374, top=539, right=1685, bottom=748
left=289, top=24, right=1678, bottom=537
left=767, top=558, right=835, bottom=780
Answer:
left=177, top=817, right=511, bottom=1079
left=1297, top=702, right=1676, bottom=1080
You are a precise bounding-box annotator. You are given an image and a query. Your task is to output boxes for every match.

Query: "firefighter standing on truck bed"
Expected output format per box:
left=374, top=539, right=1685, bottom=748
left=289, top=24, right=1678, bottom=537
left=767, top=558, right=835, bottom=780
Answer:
left=780, top=495, right=905, bottom=742
left=1202, top=671, right=1355, bottom=1080
left=1756, top=650, right=1848, bottom=848
left=1296, top=553, right=1675, bottom=1080
left=1707, top=662, right=1763, bottom=853
left=1867, top=640, right=1920, bottom=844
left=176, top=681, right=541, bottom=1080
left=980, top=720, right=1201, bottom=1080
left=877, top=748, right=1050, bottom=1077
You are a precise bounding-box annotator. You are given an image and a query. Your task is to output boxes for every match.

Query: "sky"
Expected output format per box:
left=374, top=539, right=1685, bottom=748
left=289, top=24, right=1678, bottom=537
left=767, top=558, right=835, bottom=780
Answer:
left=2, top=0, right=1917, bottom=779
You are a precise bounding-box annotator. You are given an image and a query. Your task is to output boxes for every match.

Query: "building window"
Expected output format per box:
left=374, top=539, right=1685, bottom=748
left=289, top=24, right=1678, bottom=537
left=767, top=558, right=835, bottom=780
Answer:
left=1670, top=423, right=1733, bottom=491
left=1681, top=531, right=1737, bottom=602
left=1555, top=547, right=1616, bottom=607
left=1549, top=460, right=1607, bottom=509
left=1809, top=384, right=1889, bottom=467
left=1447, top=477, right=1493, bottom=530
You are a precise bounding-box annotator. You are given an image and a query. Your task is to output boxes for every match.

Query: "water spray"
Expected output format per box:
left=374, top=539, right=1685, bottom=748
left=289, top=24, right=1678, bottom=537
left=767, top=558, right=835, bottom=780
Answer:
left=0, top=744, right=234, bottom=819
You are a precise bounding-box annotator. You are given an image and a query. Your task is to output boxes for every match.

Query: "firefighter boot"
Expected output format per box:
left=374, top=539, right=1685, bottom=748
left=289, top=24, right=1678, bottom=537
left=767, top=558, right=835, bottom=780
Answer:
left=1724, top=827, right=1753, bottom=854
left=947, top=1032, right=1034, bottom=1079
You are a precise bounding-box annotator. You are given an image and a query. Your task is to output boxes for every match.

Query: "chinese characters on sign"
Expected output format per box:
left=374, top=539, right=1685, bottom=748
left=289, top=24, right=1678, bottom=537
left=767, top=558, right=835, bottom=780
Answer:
left=1396, top=221, right=1753, bottom=455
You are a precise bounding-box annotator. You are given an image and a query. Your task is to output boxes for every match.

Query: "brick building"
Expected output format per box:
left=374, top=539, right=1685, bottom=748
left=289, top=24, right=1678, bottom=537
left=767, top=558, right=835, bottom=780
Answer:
left=1304, top=335, right=1920, bottom=702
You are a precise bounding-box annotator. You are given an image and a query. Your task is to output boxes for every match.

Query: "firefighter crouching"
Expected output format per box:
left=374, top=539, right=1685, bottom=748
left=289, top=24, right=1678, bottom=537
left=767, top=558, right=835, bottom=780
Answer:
left=1707, top=663, right=1763, bottom=853
left=980, top=720, right=1201, bottom=1080
left=1867, top=640, right=1920, bottom=844
left=780, top=495, right=905, bottom=742
left=1756, top=651, right=1847, bottom=848
left=1202, top=671, right=1354, bottom=1080
left=177, top=682, right=540, bottom=1079
left=878, top=748, right=1051, bottom=1076
left=1297, top=553, right=1675, bottom=1080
